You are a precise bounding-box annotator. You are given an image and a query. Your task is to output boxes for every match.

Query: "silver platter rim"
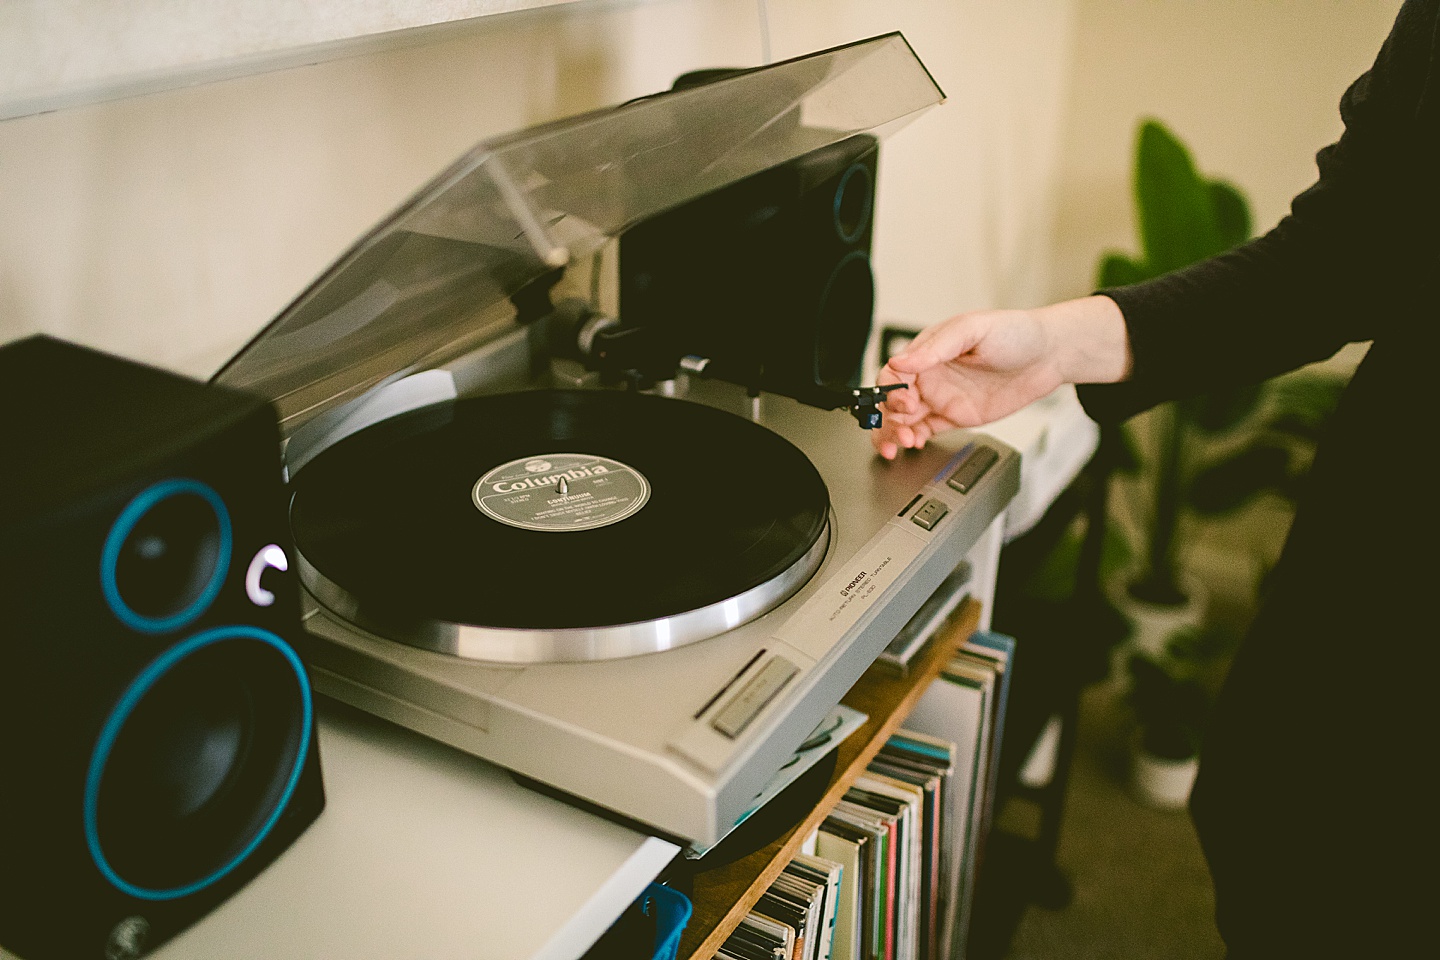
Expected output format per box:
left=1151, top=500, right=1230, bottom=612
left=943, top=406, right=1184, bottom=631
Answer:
left=295, top=515, right=831, bottom=664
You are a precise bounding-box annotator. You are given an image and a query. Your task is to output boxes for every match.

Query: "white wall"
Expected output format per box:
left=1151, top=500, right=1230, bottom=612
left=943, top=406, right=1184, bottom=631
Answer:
left=0, top=0, right=1079, bottom=380
left=1050, top=0, right=1404, bottom=302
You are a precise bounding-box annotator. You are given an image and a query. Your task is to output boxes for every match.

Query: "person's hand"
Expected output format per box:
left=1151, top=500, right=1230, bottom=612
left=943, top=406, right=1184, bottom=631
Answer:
left=872, top=295, right=1131, bottom=459
left=872, top=308, right=1057, bottom=458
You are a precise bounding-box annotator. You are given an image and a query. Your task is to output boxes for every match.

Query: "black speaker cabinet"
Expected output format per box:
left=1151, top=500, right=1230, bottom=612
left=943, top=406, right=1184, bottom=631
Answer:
left=619, top=134, right=879, bottom=405
left=0, top=336, right=324, bottom=960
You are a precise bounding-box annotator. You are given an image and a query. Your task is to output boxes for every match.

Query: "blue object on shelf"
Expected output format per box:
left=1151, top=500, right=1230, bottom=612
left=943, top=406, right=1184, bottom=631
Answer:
left=642, top=882, right=692, bottom=960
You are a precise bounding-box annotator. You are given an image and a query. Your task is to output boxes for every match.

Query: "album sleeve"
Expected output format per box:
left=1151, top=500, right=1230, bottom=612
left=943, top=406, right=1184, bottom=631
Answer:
left=1077, top=0, right=1440, bottom=424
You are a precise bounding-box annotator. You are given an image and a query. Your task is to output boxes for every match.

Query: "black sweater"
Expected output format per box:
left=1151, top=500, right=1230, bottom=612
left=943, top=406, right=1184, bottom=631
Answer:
left=1078, top=1, right=1439, bottom=952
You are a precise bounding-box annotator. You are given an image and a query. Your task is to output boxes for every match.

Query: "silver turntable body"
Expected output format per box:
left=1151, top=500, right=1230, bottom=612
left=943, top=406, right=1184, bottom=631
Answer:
left=291, top=357, right=1018, bottom=845
left=210, top=34, right=1021, bottom=845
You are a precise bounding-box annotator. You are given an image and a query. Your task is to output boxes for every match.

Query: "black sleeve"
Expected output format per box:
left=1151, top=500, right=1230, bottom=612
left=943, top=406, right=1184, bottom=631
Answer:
left=1079, top=0, right=1440, bottom=424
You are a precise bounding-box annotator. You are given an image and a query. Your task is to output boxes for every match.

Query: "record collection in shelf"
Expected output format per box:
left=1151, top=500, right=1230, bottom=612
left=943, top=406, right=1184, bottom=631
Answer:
left=675, top=600, right=1017, bottom=960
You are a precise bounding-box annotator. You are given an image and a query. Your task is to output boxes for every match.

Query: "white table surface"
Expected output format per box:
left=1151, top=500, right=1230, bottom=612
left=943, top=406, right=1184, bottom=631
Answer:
left=982, top=385, right=1099, bottom=543
left=152, top=701, right=679, bottom=960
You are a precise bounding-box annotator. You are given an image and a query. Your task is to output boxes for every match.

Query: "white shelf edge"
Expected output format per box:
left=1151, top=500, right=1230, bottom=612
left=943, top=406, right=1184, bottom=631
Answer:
left=0, top=0, right=583, bottom=121
left=532, top=835, right=682, bottom=960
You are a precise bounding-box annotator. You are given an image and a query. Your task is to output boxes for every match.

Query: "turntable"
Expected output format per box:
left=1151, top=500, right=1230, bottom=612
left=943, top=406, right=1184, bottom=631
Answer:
left=212, top=34, right=1020, bottom=846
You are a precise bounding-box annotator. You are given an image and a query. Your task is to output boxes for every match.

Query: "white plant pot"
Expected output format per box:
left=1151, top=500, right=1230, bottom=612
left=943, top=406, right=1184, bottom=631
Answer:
left=1130, top=746, right=1198, bottom=811
left=1114, top=572, right=1207, bottom=660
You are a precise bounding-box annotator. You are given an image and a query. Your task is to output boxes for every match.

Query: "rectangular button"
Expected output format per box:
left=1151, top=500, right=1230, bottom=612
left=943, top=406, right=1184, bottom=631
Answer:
left=911, top=498, right=949, bottom=531
left=947, top=445, right=999, bottom=494
left=712, top=656, right=799, bottom=739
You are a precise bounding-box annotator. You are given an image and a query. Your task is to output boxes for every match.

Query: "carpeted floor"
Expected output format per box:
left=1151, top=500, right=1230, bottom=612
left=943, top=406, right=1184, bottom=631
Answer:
left=971, top=679, right=1225, bottom=960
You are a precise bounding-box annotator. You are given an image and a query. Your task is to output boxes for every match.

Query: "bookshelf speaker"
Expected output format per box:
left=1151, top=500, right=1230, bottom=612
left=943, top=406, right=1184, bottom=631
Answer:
left=0, top=336, right=324, bottom=960
left=619, top=134, right=879, bottom=404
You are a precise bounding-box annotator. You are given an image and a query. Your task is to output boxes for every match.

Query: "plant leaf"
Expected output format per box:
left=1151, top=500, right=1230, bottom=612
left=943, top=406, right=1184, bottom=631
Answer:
left=1264, top=372, right=1348, bottom=438
left=1192, top=383, right=1265, bottom=433
left=1110, top=421, right=1145, bottom=474
left=1135, top=119, right=1225, bottom=273
left=1096, top=252, right=1151, bottom=288
left=1208, top=179, right=1252, bottom=249
left=1187, top=443, right=1291, bottom=513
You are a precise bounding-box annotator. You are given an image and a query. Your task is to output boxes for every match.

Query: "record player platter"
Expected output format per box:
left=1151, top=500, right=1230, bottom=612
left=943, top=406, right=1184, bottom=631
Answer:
left=289, top=389, right=832, bottom=663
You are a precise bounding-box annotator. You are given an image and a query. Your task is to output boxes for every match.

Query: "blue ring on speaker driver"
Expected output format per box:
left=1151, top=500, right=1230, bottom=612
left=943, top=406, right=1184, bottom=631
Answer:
left=101, top=478, right=232, bottom=634
left=833, top=163, right=874, bottom=244
left=83, top=625, right=314, bottom=902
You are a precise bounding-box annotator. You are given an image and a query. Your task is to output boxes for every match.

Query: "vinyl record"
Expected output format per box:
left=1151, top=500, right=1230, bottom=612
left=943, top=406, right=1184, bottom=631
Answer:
left=289, top=389, right=830, bottom=655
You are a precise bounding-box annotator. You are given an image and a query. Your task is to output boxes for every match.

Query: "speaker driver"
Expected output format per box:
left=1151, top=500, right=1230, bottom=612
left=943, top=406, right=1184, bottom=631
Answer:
left=813, top=250, right=875, bottom=388
left=832, top=161, right=874, bottom=243
left=102, top=479, right=232, bottom=634
left=84, top=626, right=313, bottom=900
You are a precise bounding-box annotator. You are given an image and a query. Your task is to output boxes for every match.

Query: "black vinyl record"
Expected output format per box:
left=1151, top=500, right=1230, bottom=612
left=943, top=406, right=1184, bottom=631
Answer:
left=289, top=389, right=829, bottom=632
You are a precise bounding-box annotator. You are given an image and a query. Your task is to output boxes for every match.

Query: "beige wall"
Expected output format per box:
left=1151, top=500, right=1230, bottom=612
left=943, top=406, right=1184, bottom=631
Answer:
left=1050, top=0, right=1404, bottom=303
left=0, top=0, right=765, bottom=375
left=0, top=0, right=1078, bottom=379
left=0, top=0, right=1407, bottom=381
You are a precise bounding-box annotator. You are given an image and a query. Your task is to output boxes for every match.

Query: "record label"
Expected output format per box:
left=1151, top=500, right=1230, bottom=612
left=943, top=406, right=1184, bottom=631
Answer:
left=471, top=453, right=651, bottom=532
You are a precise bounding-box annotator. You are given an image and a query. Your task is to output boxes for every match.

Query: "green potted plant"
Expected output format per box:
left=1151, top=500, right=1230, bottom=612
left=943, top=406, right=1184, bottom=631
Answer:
left=1096, top=119, right=1347, bottom=805
left=1097, top=117, right=1253, bottom=639
left=1125, top=645, right=1209, bottom=807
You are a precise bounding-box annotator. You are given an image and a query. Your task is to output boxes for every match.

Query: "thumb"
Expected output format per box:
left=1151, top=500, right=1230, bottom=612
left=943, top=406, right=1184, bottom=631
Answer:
left=887, top=315, right=985, bottom=374
left=875, top=361, right=915, bottom=392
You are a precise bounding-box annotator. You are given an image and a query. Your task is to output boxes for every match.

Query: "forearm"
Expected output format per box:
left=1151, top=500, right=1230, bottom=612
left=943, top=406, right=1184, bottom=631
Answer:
left=1035, top=294, right=1133, bottom=385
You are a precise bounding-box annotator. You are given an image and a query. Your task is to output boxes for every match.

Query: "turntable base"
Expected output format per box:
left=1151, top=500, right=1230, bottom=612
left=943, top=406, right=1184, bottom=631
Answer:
left=293, top=382, right=1020, bottom=845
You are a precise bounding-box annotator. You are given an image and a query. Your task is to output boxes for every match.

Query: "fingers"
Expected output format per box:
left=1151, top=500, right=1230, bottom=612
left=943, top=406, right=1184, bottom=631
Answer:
left=870, top=413, right=937, bottom=460
left=873, top=395, right=964, bottom=461
left=870, top=416, right=914, bottom=460
left=886, top=313, right=985, bottom=374
left=870, top=421, right=902, bottom=459
left=876, top=365, right=925, bottom=435
left=873, top=315, right=995, bottom=457
left=910, top=419, right=935, bottom=449
left=876, top=363, right=918, bottom=414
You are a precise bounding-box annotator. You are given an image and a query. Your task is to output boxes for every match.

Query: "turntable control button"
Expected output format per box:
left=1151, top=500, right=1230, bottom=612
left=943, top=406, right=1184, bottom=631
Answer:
left=947, top=445, right=999, bottom=494
left=911, top=498, right=949, bottom=531
left=712, top=656, right=799, bottom=739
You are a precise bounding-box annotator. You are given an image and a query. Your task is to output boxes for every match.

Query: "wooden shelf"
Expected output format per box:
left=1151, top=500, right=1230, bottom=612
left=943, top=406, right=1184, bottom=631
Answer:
left=677, top=599, right=981, bottom=960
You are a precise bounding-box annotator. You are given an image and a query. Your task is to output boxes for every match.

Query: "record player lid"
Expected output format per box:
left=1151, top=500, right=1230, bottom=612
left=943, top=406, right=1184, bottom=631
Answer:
left=212, top=33, right=944, bottom=427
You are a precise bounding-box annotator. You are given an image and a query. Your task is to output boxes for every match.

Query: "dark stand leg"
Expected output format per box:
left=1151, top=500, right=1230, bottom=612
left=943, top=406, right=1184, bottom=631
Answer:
left=968, top=427, right=1126, bottom=956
